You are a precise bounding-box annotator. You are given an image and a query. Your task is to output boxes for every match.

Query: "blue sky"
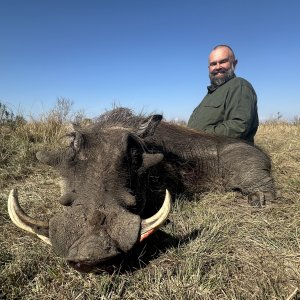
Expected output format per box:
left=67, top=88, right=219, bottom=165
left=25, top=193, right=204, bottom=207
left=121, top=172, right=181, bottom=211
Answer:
left=1, top=0, right=299, bottom=122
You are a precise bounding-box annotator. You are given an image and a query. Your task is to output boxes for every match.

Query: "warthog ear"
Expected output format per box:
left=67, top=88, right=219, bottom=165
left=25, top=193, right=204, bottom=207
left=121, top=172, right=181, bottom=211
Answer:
left=124, top=134, right=164, bottom=174
left=137, top=114, right=162, bottom=138
left=36, top=148, right=75, bottom=166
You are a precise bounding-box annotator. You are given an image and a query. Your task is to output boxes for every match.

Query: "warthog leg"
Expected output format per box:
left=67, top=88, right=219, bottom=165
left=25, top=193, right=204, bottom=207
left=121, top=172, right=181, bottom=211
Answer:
left=248, top=190, right=275, bottom=208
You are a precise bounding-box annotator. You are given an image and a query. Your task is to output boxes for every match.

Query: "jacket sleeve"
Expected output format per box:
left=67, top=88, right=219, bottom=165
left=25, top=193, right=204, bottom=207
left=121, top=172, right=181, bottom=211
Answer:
left=202, top=83, right=257, bottom=139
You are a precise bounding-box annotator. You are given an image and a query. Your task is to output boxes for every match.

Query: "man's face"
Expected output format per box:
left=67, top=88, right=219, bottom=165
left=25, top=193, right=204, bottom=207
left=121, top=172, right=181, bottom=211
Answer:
left=208, top=47, right=237, bottom=86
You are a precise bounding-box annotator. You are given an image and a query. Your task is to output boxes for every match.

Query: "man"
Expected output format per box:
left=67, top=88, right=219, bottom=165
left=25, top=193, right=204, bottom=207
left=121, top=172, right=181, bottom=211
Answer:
left=188, top=45, right=258, bottom=144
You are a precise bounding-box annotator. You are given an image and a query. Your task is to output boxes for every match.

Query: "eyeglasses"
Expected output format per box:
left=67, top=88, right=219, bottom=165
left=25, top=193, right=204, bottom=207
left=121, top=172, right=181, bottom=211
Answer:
left=209, top=58, right=231, bottom=67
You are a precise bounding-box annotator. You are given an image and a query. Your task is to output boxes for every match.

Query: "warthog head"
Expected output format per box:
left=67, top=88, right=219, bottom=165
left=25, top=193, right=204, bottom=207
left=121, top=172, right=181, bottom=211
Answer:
left=8, top=108, right=171, bottom=272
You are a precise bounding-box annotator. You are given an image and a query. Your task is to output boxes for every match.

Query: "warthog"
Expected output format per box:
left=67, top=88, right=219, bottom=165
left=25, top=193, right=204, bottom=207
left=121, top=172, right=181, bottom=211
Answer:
left=8, top=108, right=275, bottom=272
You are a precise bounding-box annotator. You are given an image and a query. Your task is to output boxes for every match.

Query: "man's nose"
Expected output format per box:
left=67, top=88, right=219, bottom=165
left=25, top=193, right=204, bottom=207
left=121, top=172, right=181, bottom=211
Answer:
left=215, top=63, right=222, bottom=70
left=215, top=62, right=222, bottom=68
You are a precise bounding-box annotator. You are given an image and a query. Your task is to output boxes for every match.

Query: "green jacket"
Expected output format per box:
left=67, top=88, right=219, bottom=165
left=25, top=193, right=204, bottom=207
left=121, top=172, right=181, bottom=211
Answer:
left=187, top=76, right=259, bottom=143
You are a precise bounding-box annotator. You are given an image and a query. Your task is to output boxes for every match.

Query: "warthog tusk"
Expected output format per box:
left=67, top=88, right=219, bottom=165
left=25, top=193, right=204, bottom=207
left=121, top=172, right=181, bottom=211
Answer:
left=8, top=189, right=52, bottom=245
left=140, top=189, right=171, bottom=241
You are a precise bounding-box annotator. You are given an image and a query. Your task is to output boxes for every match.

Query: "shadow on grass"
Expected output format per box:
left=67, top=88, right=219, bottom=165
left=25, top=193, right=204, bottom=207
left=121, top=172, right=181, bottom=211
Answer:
left=88, top=227, right=203, bottom=274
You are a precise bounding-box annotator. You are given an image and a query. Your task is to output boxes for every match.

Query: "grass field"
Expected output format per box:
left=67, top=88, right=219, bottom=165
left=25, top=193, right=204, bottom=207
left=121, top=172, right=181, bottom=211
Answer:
left=0, top=118, right=300, bottom=300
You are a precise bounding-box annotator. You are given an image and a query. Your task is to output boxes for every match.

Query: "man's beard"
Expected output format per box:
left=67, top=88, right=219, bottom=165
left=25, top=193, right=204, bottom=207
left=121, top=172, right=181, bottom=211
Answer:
left=209, top=66, right=235, bottom=87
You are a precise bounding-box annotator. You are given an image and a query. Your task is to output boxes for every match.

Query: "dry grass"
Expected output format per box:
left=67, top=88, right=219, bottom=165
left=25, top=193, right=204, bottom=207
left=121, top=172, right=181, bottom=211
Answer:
left=1, top=121, right=300, bottom=300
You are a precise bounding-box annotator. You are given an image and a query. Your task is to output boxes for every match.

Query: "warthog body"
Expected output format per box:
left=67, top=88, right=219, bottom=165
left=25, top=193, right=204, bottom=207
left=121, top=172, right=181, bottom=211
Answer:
left=8, top=108, right=274, bottom=271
